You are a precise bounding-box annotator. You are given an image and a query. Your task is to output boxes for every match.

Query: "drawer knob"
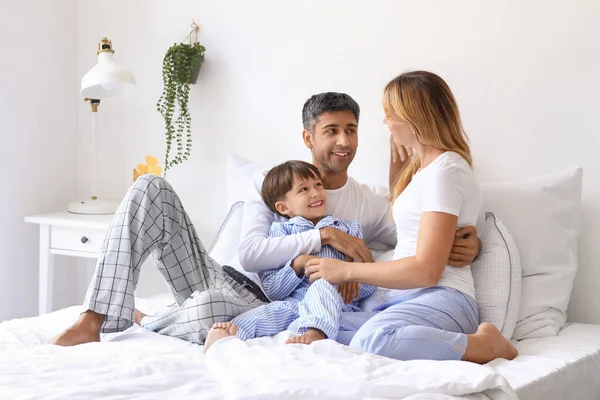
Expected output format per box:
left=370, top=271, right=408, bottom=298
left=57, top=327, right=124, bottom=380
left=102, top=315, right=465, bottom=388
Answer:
left=80, top=236, right=89, bottom=244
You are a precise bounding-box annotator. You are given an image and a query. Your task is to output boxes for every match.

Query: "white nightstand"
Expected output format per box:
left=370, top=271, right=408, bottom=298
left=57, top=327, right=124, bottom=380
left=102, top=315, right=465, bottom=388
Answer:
left=25, top=211, right=114, bottom=315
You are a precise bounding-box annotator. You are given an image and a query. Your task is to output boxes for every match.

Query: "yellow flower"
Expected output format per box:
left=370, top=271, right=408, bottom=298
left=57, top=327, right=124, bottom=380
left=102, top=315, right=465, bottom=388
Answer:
left=133, top=156, right=163, bottom=181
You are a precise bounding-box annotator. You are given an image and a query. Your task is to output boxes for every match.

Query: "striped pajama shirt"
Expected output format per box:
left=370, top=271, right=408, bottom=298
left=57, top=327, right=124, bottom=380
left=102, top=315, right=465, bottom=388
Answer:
left=82, top=174, right=268, bottom=344
left=232, top=216, right=377, bottom=341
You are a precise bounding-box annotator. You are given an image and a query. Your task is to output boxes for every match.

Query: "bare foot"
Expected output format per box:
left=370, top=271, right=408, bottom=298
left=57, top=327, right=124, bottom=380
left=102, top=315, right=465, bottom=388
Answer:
left=134, top=309, right=147, bottom=325
left=286, top=328, right=326, bottom=345
left=49, top=311, right=104, bottom=346
left=463, top=322, right=518, bottom=363
left=203, top=322, right=238, bottom=353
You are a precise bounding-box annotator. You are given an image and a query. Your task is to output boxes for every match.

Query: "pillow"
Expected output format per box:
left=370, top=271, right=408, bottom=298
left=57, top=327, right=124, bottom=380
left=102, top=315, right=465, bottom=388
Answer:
left=226, top=154, right=262, bottom=207
left=472, top=212, right=521, bottom=340
left=209, top=201, right=245, bottom=267
left=480, top=167, right=582, bottom=340
left=209, top=201, right=263, bottom=288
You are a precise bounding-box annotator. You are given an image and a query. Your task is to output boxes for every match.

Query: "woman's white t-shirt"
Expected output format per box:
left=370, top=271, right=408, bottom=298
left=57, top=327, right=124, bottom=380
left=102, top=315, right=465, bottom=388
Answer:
left=391, top=151, right=481, bottom=300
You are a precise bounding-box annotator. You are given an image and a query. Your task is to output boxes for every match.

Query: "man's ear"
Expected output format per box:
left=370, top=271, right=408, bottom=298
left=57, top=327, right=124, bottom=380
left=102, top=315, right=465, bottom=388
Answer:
left=275, top=201, right=290, bottom=217
left=302, top=129, right=314, bottom=149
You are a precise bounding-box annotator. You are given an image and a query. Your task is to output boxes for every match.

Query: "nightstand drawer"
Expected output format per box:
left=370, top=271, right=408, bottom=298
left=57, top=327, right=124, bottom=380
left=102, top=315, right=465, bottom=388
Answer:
left=50, top=226, right=106, bottom=253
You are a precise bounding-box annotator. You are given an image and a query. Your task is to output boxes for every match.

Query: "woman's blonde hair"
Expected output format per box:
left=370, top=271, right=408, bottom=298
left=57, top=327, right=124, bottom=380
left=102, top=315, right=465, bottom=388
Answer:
left=384, top=71, right=472, bottom=204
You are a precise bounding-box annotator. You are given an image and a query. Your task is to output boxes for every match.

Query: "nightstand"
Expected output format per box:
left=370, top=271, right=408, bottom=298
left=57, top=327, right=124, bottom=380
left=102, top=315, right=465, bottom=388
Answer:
left=25, top=211, right=114, bottom=315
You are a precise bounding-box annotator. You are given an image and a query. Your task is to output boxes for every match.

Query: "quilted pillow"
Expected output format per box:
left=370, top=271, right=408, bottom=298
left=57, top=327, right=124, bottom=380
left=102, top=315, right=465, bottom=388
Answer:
left=471, top=212, right=522, bottom=340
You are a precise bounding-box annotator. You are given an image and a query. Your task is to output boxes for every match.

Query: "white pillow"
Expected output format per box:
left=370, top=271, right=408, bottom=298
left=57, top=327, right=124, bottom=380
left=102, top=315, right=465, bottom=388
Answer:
left=209, top=201, right=263, bottom=289
left=480, top=167, right=583, bottom=340
left=472, top=212, right=521, bottom=340
left=209, top=201, right=245, bottom=267
left=226, top=154, right=262, bottom=208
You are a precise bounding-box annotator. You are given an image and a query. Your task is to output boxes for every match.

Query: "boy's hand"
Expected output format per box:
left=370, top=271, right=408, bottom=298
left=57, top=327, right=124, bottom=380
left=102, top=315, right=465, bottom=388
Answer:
left=339, top=282, right=361, bottom=304
left=291, top=255, right=320, bottom=276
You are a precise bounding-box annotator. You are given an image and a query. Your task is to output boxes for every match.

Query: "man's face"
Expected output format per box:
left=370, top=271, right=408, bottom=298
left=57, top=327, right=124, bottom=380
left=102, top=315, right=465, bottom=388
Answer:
left=303, top=111, right=358, bottom=173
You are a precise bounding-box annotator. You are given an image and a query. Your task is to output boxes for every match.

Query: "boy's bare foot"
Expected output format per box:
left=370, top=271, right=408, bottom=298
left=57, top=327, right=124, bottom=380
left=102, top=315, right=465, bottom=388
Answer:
left=49, top=311, right=105, bottom=346
left=286, top=328, right=326, bottom=345
left=134, top=309, right=147, bottom=325
left=463, top=322, right=518, bottom=363
left=204, top=322, right=238, bottom=353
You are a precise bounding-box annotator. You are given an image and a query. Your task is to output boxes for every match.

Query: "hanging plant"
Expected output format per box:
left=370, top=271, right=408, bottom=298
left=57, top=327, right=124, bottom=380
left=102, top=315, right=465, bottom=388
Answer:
left=157, top=22, right=206, bottom=175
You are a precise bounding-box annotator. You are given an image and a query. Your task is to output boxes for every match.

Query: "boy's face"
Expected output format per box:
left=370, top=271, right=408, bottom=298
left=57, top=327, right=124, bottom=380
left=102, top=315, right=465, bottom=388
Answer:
left=275, top=174, right=327, bottom=222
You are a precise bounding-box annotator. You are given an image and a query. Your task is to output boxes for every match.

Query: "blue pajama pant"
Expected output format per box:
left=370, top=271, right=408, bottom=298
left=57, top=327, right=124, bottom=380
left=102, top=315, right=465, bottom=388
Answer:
left=232, top=279, right=369, bottom=340
left=337, top=286, right=479, bottom=361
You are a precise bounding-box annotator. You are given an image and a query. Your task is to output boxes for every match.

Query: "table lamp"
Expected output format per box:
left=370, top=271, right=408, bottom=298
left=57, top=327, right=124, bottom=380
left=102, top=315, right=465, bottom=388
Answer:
left=68, top=37, right=137, bottom=214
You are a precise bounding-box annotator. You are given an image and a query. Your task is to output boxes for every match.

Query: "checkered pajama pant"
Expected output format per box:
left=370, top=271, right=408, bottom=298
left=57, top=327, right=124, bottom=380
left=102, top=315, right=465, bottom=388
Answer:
left=83, top=174, right=268, bottom=344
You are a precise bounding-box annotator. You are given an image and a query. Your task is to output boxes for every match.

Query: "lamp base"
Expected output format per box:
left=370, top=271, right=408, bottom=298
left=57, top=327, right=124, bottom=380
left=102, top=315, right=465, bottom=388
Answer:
left=68, top=198, right=120, bottom=215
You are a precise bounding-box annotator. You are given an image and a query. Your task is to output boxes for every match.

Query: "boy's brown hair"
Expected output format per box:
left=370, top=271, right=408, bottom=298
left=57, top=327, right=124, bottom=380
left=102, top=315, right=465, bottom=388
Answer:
left=261, top=160, right=322, bottom=216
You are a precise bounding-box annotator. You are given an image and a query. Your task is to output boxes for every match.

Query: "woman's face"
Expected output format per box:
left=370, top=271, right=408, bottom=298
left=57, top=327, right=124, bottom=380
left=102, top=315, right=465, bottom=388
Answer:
left=383, top=114, right=415, bottom=147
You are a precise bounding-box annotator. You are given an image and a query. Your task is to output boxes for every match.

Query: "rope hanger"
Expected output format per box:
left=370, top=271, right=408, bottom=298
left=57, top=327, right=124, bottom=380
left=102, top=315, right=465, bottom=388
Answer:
left=182, top=20, right=200, bottom=45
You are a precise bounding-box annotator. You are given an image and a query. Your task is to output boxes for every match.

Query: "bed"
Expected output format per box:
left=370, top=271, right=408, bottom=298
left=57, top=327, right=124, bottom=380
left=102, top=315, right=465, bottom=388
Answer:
left=1, top=299, right=599, bottom=399
left=1, top=157, right=596, bottom=399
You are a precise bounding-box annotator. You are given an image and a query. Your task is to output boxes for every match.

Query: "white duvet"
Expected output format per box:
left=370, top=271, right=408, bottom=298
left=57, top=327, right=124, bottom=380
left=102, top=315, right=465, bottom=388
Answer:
left=0, top=305, right=516, bottom=400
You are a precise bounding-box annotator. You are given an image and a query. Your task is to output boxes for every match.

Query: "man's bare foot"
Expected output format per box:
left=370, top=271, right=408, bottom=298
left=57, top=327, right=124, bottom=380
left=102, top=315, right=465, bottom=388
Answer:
left=134, top=309, right=147, bottom=325
left=286, top=328, right=326, bottom=345
left=49, top=311, right=105, bottom=346
left=463, top=322, right=518, bottom=363
left=203, top=322, right=238, bottom=353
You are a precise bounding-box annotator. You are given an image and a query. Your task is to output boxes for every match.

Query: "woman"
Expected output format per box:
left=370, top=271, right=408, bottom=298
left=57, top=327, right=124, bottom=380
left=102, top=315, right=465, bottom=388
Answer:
left=304, top=71, right=518, bottom=363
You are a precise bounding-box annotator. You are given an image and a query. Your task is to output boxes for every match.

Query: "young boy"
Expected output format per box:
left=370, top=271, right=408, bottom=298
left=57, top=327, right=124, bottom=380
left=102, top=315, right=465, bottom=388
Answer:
left=203, top=160, right=376, bottom=351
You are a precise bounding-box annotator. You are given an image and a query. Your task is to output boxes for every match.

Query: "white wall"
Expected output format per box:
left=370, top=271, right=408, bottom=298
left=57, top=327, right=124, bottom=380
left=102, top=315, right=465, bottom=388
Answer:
left=76, top=1, right=600, bottom=322
left=0, top=0, right=80, bottom=321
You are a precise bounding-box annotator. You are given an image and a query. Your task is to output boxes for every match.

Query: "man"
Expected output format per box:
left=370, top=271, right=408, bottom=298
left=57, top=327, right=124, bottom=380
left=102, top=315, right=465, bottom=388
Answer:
left=51, top=92, right=480, bottom=346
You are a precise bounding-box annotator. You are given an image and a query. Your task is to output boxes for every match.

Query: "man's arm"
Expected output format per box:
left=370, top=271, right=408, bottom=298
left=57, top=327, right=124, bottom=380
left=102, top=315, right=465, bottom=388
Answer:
left=238, top=171, right=321, bottom=273
left=449, top=225, right=481, bottom=266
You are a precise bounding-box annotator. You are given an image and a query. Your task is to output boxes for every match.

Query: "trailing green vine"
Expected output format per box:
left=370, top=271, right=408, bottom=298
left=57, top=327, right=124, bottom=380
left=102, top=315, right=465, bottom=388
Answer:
left=157, top=42, right=205, bottom=175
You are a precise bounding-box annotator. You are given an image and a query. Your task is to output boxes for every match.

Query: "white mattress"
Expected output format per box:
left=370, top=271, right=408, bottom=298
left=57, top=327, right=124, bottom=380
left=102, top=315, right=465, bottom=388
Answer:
left=490, top=323, right=600, bottom=399
left=0, top=300, right=598, bottom=400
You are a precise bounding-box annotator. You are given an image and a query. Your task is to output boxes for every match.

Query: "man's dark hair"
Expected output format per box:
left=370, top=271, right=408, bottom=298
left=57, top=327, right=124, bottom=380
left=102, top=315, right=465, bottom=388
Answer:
left=261, top=160, right=322, bottom=217
left=302, top=92, right=360, bottom=132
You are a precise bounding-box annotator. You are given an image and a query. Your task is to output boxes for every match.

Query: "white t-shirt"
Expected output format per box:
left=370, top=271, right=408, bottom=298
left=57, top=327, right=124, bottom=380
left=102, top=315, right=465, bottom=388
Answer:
left=238, top=171, right=397, bottom=272
left=392, top=151, right=481, bottom=300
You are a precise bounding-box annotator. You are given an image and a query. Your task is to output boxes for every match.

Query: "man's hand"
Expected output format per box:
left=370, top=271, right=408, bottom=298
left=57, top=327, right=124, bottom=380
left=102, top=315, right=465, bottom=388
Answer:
left=319, top=228, right=374, bottom=263
left=449, top=225, right=481, bottom=267
left=338, top=282, right=361, bottom=304
left=291, top=255, right=320, bottom=276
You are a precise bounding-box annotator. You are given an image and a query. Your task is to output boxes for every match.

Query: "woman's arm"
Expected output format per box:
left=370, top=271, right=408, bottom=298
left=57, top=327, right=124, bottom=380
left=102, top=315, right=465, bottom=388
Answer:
left=389, top=136, right=413, bottom=191
left=305, top=211, right=458, bottom=289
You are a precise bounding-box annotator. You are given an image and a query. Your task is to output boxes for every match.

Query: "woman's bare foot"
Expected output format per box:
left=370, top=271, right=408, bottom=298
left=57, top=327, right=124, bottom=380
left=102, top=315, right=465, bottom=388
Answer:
left=463, top=322, right=518, bottom=364
left=286, top=328, right=326, bottom=345
left=134, top=309, right=147, bottom=325
left=49, top=311, right=105, bottom=346
left=203, top=322, right=238, bottom=353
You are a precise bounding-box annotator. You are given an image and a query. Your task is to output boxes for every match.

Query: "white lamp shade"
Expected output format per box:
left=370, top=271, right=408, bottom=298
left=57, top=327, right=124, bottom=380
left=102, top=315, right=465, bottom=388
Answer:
left=81, top=52, right=137, bottom=99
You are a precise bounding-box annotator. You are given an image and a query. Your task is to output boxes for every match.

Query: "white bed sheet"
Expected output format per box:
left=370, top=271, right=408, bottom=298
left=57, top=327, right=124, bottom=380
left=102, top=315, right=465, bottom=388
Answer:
left=5, top=301, right=599, bottom=399
left=490, top=323, right=600, bottom=400
left=0, top=302, right=516, bottom=400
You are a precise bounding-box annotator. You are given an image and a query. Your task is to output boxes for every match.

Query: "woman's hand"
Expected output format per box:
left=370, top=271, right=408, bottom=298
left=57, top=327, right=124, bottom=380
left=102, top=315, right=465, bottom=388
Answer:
left=390, top=134, right=414, bottom=163
left=305, top=258, right=351, bottom=284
